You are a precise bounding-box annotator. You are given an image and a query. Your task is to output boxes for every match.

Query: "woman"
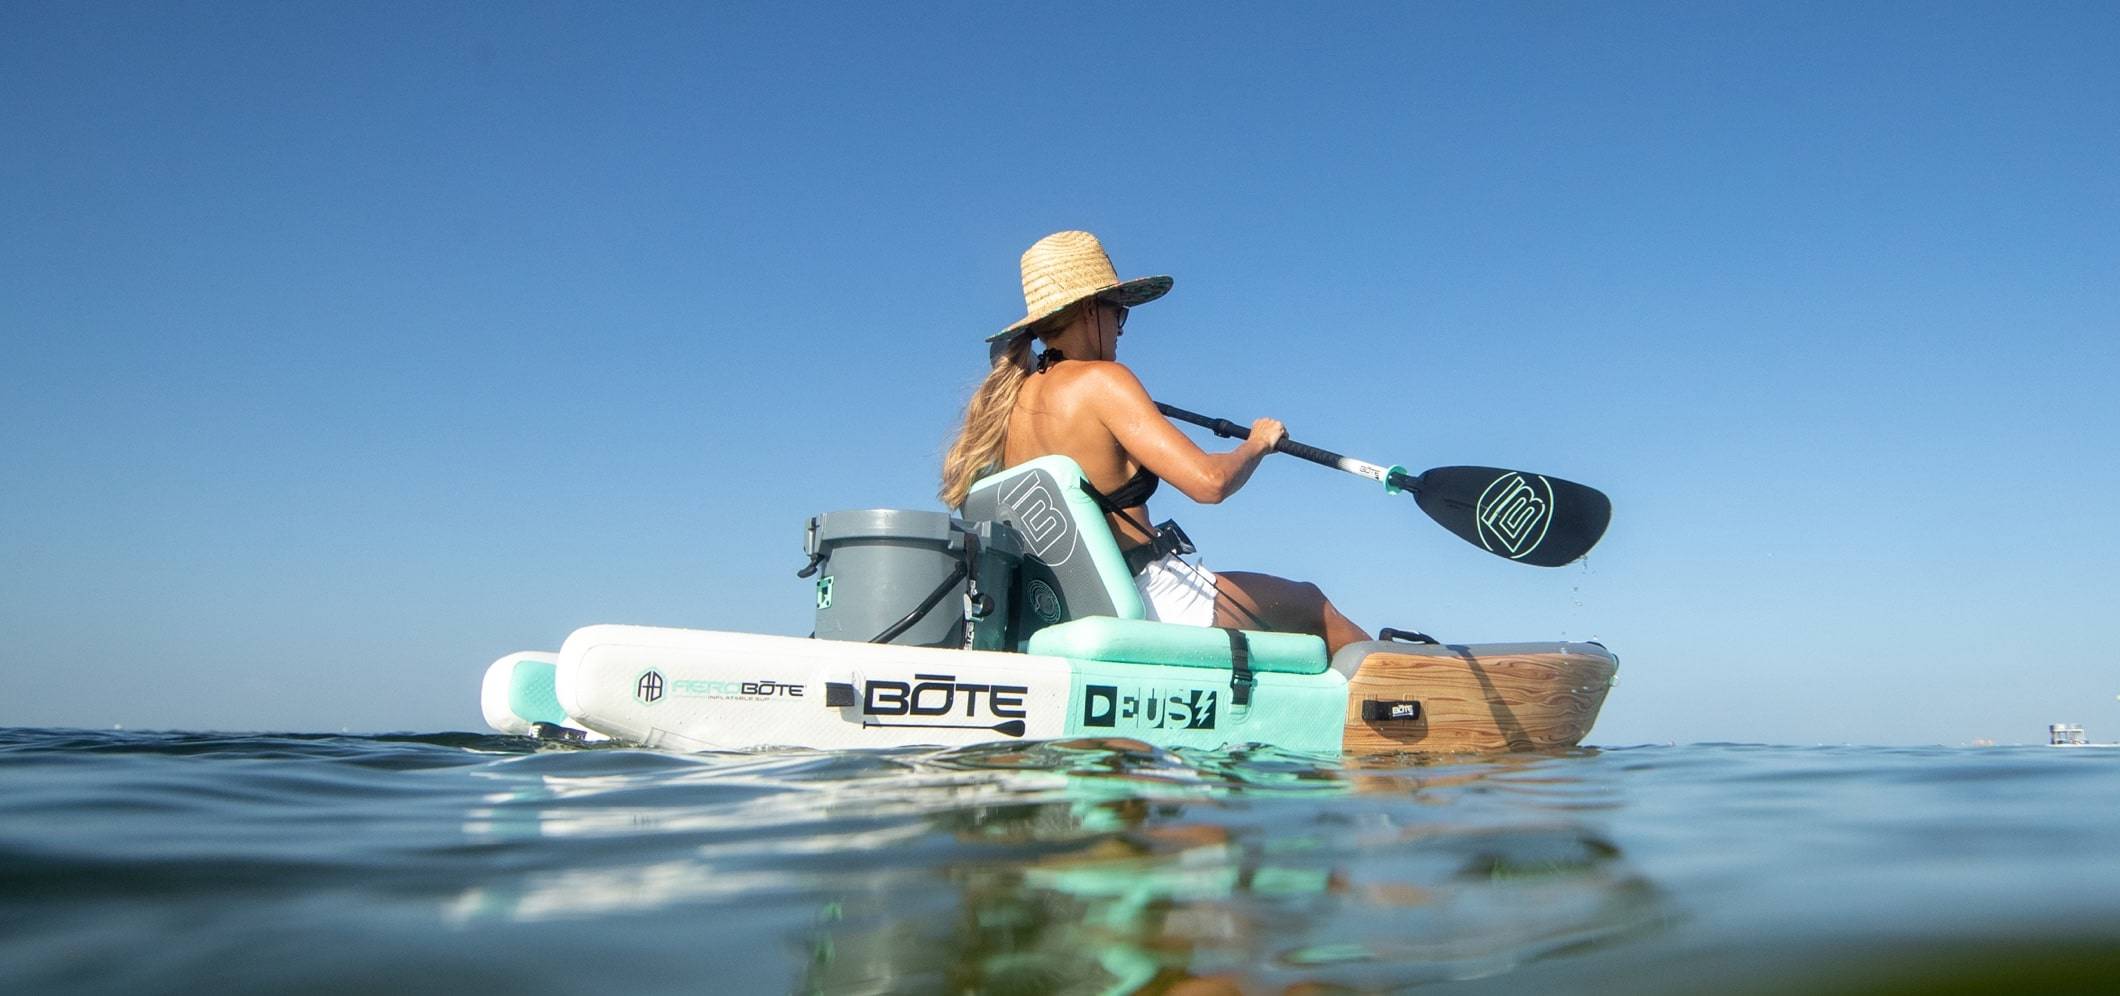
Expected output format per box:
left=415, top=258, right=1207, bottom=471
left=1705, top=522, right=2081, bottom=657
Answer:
left=941, top=231, right=1368, bottom=656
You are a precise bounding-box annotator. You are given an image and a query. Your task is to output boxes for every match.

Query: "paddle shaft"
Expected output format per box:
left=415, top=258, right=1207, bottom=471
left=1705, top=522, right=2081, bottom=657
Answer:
left=1156, top=403, right=1420, bottom=493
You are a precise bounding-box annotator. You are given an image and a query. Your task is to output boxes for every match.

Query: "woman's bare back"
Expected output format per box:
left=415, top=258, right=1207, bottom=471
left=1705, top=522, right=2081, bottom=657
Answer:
left=1004, top=359, right=1157, bottom=548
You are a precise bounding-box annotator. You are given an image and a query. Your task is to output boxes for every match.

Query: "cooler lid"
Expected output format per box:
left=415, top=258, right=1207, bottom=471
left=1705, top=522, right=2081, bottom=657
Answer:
left=810, top=508, right=958, bottom=545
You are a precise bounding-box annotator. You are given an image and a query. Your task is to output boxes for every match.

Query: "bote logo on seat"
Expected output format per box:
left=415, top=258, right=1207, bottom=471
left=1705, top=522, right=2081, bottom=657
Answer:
left=635, top=670, right=665, bottom=704
left=1000, top=472, right=1077, bottom=566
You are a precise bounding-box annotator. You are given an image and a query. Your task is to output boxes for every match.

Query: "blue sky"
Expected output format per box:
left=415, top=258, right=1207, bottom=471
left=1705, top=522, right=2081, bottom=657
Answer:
left=3, top=2, right=2114, bottom=745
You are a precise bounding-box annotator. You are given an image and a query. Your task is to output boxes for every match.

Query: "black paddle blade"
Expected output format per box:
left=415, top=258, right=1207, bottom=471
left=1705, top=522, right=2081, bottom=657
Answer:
left=1410, top=467, right=1611, bottom=567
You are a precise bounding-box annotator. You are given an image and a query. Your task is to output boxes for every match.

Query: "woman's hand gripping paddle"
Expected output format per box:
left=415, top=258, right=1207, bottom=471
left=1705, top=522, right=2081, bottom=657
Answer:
left=1156, top=403, right=1611, bottom=567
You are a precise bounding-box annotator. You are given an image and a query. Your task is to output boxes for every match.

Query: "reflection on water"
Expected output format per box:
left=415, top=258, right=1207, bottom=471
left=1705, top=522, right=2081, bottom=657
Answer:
left=5, top=731, right=2120, bottom=994
left=803, top=809, right=1659, bottom=993
left=446, top=737, right=1667, bottom=992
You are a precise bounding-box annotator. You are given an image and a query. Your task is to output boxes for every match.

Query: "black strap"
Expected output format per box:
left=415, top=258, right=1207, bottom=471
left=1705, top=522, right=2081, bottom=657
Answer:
left=958, top=528, right=989, bottom=647
left=1122, top=520, right=1196, bottom=575
left=869, top=560, right=968, bottom=644
left=1223, top=627, right=1253, bottom=706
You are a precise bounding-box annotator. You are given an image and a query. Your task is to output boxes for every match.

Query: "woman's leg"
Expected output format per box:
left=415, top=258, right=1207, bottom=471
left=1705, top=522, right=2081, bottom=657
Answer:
left=1212, top=571, right=1368, bottom=657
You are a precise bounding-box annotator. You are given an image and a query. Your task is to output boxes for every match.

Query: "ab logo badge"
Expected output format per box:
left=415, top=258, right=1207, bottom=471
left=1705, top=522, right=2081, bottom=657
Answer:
left=635, top=670, right=665, bottom=705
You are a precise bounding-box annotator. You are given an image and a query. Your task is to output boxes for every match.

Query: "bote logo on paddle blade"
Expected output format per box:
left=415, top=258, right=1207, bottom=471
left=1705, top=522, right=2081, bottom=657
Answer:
left=1475, top=473, right=1554, bottom=559
left=635, top=670, right=665, bottom=705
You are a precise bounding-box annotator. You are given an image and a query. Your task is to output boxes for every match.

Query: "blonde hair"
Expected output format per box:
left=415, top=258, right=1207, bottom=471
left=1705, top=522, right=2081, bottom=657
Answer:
left=940, top=333, right=1035, bottom=508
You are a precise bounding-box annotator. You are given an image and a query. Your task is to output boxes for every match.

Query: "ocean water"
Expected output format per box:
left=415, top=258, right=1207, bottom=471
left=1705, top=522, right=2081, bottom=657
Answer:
left=3, top=731, right=2117, bottom=995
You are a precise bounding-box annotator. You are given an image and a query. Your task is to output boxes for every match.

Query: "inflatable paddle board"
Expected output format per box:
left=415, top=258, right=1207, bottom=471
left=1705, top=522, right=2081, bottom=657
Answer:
left=479, top=453, right=1618, bottom=755
left=483, top=624, right=1616, bottom=755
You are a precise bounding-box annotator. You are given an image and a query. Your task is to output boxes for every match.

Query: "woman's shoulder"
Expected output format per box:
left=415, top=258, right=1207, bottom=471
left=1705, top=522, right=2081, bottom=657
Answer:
left=1047, top=358, right=1147, bottom=396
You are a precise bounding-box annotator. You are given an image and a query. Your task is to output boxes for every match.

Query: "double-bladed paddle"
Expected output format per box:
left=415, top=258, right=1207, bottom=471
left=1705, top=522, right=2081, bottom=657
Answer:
left=1156, top=403, right=1610, bottom=567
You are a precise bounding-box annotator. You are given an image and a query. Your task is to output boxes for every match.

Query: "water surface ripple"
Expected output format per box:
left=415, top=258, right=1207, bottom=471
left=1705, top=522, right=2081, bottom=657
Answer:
left=3, top=729, right=2116, bottom=993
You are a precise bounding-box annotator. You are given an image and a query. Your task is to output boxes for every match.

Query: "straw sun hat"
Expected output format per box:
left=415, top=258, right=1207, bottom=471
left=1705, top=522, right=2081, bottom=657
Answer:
left=988, top=231, right=1173, bottom=343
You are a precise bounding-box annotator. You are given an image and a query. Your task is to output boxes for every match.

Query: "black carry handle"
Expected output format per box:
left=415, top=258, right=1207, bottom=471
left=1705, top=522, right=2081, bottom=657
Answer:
left=1378, top=627, right=1440, bottom=645
left=868, top=561, right=968, bottom=644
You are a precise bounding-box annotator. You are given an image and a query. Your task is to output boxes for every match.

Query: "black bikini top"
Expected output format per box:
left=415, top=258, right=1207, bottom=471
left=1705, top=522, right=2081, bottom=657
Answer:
left=1083, top=464, right=1159, bottom=513
left=1037, top=347, right=1160, bottom=513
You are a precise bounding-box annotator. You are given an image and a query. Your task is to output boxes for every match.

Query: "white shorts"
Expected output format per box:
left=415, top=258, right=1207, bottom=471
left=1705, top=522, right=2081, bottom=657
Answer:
left=1134, top=554, right=1218, bottom=627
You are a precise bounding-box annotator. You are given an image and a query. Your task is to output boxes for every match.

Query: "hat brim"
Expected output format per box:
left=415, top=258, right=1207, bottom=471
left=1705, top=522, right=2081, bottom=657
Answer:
left=987, top=275, right=1173, bottom=342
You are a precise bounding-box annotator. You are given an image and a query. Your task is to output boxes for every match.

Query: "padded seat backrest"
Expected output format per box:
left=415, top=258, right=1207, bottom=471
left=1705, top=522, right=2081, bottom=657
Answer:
left=962, top=455, right=1145, bottom=643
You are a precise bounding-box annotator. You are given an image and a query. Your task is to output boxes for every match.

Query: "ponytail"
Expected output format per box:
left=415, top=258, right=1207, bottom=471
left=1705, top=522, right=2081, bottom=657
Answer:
left=939, top=335, right=1035, bottom=508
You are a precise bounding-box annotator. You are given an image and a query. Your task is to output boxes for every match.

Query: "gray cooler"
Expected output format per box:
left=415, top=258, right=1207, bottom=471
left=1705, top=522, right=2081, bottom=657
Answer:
left=803, top=509, right=1021, bottom=649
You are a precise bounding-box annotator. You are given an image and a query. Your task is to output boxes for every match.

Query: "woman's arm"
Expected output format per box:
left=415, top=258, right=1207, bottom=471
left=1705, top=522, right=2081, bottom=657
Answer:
left=1080, top=362, right=1285, bottom=504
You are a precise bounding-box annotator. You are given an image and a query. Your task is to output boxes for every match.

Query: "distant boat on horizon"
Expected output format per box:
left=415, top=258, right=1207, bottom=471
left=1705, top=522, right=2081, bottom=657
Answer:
left=2048, top=723, right=2120, bottom=748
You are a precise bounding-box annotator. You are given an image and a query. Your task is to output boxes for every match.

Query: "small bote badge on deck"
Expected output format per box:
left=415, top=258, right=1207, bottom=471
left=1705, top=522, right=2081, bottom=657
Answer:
left=1475, top=472, right=1554, bottom=560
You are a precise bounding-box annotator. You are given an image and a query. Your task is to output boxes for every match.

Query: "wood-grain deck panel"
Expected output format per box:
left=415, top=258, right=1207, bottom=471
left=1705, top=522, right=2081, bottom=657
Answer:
left=1341, top=649, right=1617, bottom=753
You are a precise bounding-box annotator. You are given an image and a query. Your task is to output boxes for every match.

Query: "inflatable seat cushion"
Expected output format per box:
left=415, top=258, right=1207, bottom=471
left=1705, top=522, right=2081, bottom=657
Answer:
left=1027, top=617, right=1328, bottom=675
left=964, top=455, right=1146, bottom=623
